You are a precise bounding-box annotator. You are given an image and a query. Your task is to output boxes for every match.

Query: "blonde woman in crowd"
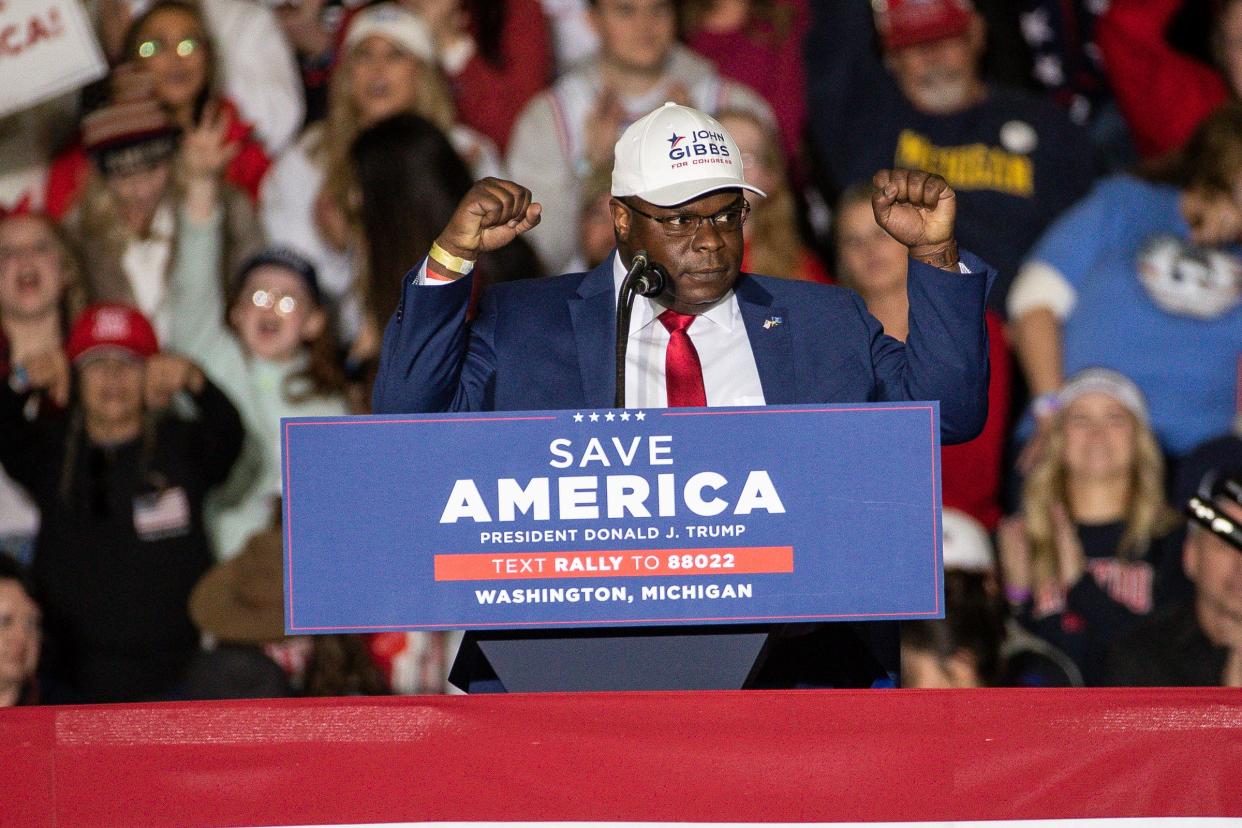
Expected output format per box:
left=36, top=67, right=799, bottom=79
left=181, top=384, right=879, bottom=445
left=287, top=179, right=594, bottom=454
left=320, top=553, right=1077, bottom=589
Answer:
left=61, top=67, right=260, bottom=349
left=714, top=108, right=828, bottom=283
left=998, top=368, right=1183, bottom=685
left=0, top=213, right=86, bottom=406
left=260, top=3, right=500, bottom=330
left=0, top=212, right=87, bottom=566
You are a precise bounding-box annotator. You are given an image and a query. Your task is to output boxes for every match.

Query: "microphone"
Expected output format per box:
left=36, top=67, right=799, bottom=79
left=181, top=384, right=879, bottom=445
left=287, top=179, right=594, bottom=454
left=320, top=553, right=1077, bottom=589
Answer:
left=615, top=250, right=668, bottom=407
left=626, top=250, right=667, bottom=297
left=635, top=262, right=667, bottom=297
left=625, top=250, right=649, bottom=283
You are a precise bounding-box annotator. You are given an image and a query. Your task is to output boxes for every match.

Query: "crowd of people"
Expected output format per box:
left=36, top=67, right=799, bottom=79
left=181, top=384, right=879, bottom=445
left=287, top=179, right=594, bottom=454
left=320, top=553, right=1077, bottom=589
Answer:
left=1, top=0, right=1241, bottom=704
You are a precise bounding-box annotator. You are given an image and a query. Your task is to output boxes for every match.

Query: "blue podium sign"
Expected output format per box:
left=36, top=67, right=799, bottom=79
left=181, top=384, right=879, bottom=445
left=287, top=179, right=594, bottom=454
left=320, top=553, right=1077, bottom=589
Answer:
left=281, top=403, right=944, bottom=633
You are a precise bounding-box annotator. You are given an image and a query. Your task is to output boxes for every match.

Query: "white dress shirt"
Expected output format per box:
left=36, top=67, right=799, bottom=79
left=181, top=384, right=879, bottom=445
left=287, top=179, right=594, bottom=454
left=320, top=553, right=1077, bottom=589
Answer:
left=121, top=202, right=174, bottom=340
left=610, top=253, right=766, bottom=408
left=416, top=251, right=766, bottom=408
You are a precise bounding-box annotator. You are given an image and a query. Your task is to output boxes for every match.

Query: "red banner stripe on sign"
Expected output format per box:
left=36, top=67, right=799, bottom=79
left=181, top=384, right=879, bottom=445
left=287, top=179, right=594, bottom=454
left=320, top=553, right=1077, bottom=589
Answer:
left=1, top=689, right=1240, bottom=827
left=433, top=546, right=794, bottom=580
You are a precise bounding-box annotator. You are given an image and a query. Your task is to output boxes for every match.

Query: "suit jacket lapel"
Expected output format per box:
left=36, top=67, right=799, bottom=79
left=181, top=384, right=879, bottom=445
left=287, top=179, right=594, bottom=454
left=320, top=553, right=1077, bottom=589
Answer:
left=568, top=259, right=617, bottom=408
left=736, top=276, right=796, bottom=405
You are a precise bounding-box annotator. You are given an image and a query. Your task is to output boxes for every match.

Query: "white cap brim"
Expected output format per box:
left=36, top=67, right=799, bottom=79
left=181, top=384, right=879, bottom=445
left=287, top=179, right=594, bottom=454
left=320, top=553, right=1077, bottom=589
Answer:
left=629, top=178, right=767, bottom=208
left=344, top=6, right=436, bottom=64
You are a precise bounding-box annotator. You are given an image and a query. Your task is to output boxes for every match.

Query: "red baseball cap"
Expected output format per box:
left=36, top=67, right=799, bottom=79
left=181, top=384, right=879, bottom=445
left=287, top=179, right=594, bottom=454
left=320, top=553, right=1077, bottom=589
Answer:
left=66, top=303, right=159, bottom=365
left=874, top=0, right=974, bottom=50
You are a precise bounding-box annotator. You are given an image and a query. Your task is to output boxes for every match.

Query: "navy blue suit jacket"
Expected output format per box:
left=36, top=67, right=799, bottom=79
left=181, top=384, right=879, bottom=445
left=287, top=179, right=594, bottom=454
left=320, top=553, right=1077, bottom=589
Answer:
left=372, top=250, right=994, bottom=690
left=374, top=251, right=993, bottom=444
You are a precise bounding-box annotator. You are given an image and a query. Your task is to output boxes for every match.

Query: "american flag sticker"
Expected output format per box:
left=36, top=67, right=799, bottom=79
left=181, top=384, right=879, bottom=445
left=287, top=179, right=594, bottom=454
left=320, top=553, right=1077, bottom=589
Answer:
left=133, top=487, right=191, bottom=541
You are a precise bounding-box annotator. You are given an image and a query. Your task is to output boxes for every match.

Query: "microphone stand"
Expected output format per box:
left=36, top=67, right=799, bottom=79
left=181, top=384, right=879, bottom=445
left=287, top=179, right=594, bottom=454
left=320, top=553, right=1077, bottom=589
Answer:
left=614, top=251, right=666, bottom=408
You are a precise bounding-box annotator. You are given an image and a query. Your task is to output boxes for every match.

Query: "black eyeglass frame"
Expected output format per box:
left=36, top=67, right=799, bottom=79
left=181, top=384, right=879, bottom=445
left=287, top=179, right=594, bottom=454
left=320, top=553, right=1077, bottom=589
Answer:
left=1187, top=471, right=1242, bottom=552
left=620, top=198, right=751, bottom=237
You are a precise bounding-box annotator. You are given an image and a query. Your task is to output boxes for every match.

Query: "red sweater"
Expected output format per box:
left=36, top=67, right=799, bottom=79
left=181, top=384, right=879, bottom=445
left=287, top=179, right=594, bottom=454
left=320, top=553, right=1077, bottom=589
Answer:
left=450, top=0, right=553, bottom=152
left=1097, top=0, right=1230, bottom=158
left=941, top=311, right=1010, bottom=530
left=44, top=98, right=270, bottom=221
left=684, top=0, right=810, bottom=165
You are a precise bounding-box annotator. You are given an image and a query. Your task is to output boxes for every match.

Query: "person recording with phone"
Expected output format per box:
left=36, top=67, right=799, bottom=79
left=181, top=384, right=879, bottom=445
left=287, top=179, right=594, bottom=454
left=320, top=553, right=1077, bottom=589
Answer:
left=372, top=102, right=996, bottom=690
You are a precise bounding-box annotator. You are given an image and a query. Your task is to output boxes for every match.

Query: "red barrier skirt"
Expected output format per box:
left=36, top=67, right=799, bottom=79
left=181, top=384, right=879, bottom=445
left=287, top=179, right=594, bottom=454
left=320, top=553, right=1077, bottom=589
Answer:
left=1, top=688, right=1239, bottom=827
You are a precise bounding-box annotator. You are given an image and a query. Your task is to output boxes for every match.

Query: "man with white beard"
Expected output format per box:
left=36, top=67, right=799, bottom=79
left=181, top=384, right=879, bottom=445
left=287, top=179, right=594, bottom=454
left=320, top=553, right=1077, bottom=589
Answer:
left=806, top=0, right=1097, bottom=309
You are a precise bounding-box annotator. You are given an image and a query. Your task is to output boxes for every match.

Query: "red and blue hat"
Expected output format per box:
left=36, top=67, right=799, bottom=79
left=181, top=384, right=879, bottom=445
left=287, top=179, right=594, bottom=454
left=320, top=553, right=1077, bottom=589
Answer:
left=66, top=303, right=159, bottom=365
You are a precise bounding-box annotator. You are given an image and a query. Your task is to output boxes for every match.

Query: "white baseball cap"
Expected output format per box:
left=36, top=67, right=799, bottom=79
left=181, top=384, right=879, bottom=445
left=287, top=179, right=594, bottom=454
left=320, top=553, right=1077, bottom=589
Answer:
left=344, top=3, right=436, bottom=64
left=1057, top=367, right=1149, bottom=425
left=612, top=102, right=766, bottom=207
left=941, top=509, right=994, bottom=573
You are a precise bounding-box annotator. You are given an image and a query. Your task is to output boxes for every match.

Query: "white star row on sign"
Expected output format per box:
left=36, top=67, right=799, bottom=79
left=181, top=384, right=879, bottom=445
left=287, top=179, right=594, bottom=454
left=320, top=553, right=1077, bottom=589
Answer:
left=573, top=411, right=647, bottom=422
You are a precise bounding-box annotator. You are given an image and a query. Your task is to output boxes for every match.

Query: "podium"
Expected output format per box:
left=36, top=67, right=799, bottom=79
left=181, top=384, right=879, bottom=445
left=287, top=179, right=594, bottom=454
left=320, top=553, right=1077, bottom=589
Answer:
left=457, top=627, right=769, bottom=692
left=282, top=403, right=941, bottom=692
left=452, top=621, right=899, bottom=692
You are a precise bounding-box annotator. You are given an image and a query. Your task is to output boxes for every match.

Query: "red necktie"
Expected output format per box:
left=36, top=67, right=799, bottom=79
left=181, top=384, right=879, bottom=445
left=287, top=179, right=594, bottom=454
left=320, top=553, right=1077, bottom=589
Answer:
left=658, top=309, right=707, bottom=407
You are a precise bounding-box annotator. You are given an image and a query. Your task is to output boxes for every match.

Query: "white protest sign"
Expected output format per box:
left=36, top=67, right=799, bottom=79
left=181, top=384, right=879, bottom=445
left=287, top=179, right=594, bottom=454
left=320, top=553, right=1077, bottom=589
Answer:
left=0, top=0, right=107, bottom=118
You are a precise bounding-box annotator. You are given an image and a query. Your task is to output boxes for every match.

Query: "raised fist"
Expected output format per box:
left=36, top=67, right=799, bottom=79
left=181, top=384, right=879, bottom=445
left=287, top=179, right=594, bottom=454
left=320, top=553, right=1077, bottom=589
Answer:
left=871, top=169, right=958, bottom=268
left=433, top=178, right=542, bottom=271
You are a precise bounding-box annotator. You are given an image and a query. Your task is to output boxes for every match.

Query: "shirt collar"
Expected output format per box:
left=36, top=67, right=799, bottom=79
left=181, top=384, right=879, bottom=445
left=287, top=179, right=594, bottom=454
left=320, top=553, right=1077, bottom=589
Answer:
left=609, top=250, right=739, bottom=336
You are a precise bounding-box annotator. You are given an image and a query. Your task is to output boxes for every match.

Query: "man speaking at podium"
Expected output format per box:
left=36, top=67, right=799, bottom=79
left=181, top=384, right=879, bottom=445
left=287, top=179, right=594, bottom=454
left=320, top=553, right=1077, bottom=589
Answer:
left=373, top=102, right=995, bottom=690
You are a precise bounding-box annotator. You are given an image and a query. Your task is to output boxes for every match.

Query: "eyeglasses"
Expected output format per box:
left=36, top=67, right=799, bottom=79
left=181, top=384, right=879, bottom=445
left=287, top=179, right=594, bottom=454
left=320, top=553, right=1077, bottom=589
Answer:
left=136, top=37, right=200, bottom=59
left=622, top=199, right=750, bottom=237
left=1187, top=472, right=1242, bottom=552
left=250, top=289, right=299, bottom=316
